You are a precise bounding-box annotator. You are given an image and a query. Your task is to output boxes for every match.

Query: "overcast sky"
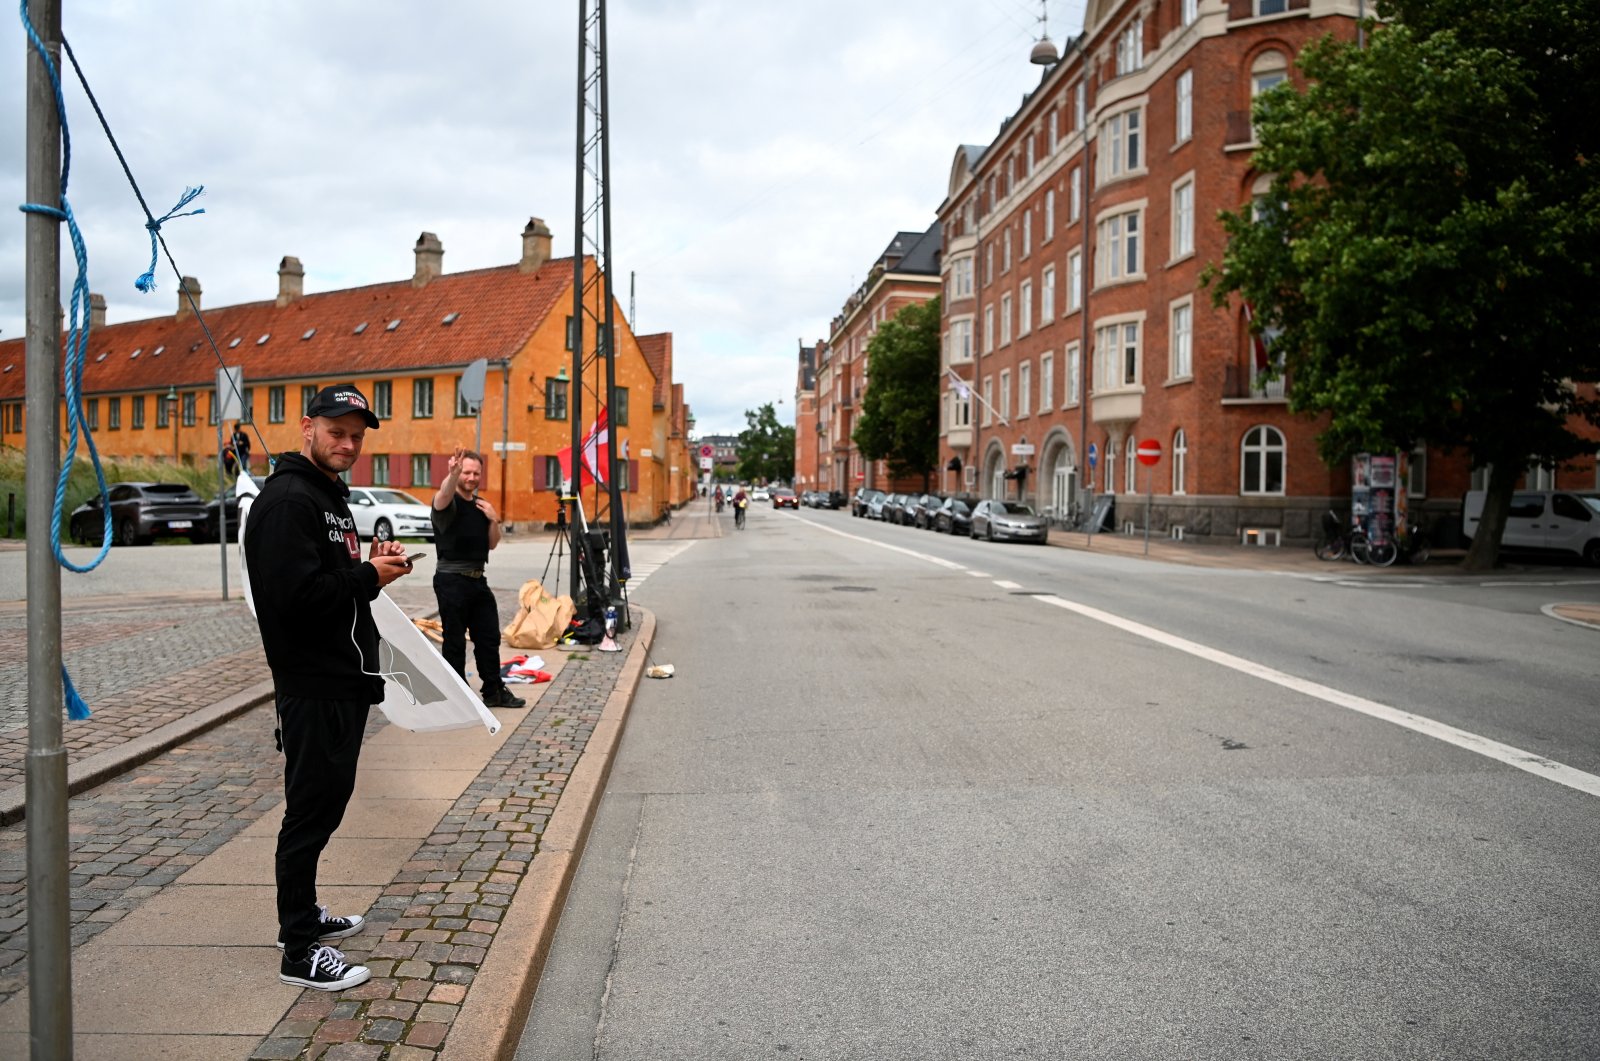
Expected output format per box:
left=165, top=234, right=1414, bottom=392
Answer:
left=3, top=0, right=1085, bottom=436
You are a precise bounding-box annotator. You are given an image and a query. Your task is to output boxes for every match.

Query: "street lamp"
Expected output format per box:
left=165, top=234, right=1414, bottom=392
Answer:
left=165, top=385, right=179, bottom=465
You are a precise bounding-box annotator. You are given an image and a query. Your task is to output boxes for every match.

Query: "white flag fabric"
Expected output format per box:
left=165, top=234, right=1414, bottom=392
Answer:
left=236, top=470, right=499, bottom=735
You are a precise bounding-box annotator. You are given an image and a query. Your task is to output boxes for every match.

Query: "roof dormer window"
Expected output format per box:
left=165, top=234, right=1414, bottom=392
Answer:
left=228, top=337, right=242, bottom=349
left=386, top=319, right=401, bottom=331
left=302, top=328, right=316, bottom=340
left=442, top=312, right=460, bottom=325
left=354, top=322, right=368, bottom=334
left=130, top=348, right=141, bottom=359
left=256, top=334, right=270, bottom=345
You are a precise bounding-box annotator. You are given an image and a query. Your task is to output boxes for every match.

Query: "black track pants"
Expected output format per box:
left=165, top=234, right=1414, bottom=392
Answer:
left=276, top=693, right=369, bottom=959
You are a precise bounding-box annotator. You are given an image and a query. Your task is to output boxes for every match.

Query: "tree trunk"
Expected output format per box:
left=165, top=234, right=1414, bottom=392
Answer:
left=1460, top=460, right=1520, bottom=572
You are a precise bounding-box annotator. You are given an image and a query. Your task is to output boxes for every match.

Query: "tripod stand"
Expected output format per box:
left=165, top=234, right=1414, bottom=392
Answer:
left=540, top=497, right=569, bottom=586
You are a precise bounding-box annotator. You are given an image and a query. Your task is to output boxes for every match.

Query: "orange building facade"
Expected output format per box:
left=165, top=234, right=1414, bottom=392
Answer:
left=0, top=220, right=696, bottom=529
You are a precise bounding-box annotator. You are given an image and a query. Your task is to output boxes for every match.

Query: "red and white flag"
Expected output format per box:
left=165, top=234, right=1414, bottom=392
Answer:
left=556, top=406, right=609, bottom=489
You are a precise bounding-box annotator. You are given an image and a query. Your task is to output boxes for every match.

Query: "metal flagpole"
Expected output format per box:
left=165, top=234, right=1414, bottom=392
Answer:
left=24, top=0, right=76, bottom=1054
left=597, top=0, right=630, bottom=616
left=570, top=0, right=588, bottom=603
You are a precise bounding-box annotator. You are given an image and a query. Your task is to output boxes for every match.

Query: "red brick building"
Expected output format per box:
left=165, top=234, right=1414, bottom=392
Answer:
left=793, top=340, right=820, bottom=492
left=816, top=225, right=942, bottom=496
left=933, top=0, right=1600, bottom=542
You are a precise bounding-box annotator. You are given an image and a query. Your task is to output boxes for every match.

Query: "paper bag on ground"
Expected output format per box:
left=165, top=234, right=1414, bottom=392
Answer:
left=503, top=578, right=576, bottom=649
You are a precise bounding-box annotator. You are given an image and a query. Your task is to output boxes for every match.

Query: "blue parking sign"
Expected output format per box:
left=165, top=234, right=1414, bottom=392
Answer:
left=1087, top=442, right=1098, bottom=468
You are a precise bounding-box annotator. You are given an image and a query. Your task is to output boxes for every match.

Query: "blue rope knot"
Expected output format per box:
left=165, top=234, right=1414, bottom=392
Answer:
left=134, top=185, right=204, bottom=292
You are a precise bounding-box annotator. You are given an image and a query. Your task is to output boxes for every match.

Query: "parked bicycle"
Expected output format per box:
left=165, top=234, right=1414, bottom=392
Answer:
left=1345, top=521, right=1431, bottom=568
left=1313, top=509, right=1350, bottom=561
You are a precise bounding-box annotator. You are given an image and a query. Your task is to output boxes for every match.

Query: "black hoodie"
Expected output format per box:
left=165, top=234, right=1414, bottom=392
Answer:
left=244, top=452, right=385, bottom=702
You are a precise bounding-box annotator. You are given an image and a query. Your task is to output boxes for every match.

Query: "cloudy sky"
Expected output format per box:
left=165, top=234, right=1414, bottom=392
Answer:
left=3, top=0, right=1085, bottom=436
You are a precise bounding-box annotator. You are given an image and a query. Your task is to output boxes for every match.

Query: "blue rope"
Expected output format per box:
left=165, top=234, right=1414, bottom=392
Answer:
left=133, top=186, right=204, bottom=292
left=17, top=0, right=102, bottom=718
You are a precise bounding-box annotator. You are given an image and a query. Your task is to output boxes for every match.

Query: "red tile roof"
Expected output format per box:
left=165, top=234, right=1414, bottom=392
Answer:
left=637, top=332, right=672, bottom=408
left=0, top=258, right=582, bottom=401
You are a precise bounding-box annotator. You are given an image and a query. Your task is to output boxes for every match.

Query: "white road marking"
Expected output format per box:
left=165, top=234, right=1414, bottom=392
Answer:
left=967, top=571, right=989, bottom=578
left=993, top=579, right=1023, bottom=590
left=1034, top=592, right=1600, bottom=800
left=624, top=540, right=699, bottom=593
left=793, top=517, right=1600, bottom=800
left=797, top=518, right=969, bottom=570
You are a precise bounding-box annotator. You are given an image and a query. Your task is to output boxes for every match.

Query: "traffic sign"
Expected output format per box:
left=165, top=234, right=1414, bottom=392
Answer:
left=699, top=444, right=714, bottom=458
left=1136, top=439, right=1163, bottom=466
left=1087, top=442, right=1098, bottom=468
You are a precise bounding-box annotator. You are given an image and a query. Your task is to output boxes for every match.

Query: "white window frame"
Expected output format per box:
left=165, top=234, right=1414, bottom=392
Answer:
left=1070, top=166, right=1082, bottom=222
left=1182, top=0, right=1198, bottom=25
left=1100, top=108, right=1144, bottom=184
left=982, top=376, right=994, bottom=426
left=1019, top=361, right=1032, bottom=418
left=1105, top=438, right=1118, bottom=494
left=1022, top=208, right=1033, bottom=259
left=1094, top=315, right=1144, bottom=391
left=1116, top=17, right=1144, bottom=76
left=1018, top=280, right=1033, bottom=336
left=1040, top=352, right=1055, bottom=412
left=1000, top=369, right=1012, bottom=421
left=984, top=306, right=995, bottom=355
left=1040, top=265, right=1056, bottom=324
left=1073, top=81, right=1086, bottom=130
left=1048, top=108, right=1059, bottom=153
left=1044, top=191, right=1055, bottom=240
left=949, top=317, right=974, bottom=364
left=1169, top=297, right=1194, bottom=380
left=1096, top=206, right=1144, bottom=285
left=1175, top=70, right=1193, bottom=145
left=1171, top=175, right=1195, bottom=260
left=1000, top=293, right=1014, bottom=346
left=985, top=244, right=994, bottom=286
left=1126, top=441, right=1138, bottom=495
left=1065, top=342, right=1081, bottom=406
left=1241, top=425, right=1287, bottom=495
left=1172, top=427, right=1188, bottom=495
left=1066, top=250, right=1083, bottom=313
left=1003, top=228, right=1013, bottom=272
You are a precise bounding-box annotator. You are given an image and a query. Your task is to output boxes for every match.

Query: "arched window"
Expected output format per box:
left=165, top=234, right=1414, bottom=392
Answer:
left=1172, top=428, right=1188, bottom=495
left=1241, top=425, right=1285, bottom=495
left=1251, top=50, right=1288, bottom=97
left=1125, top=438, right=1138, bottom=493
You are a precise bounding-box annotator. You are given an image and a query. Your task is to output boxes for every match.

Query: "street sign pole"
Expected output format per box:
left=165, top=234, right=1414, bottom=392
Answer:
left=1136, top=439, right=1163, bottom=556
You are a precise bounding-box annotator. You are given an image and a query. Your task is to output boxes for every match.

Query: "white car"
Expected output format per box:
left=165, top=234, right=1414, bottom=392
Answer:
left=751, top=487, right=771, bottom=502
left=347, top=487, right=436, bottom=541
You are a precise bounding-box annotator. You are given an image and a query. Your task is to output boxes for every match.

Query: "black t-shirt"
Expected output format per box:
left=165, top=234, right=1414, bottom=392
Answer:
left=432, top=493, right=491, bottom=565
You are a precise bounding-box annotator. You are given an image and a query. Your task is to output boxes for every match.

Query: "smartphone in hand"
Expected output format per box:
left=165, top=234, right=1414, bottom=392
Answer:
left=406, top=552, right=427, bottom=565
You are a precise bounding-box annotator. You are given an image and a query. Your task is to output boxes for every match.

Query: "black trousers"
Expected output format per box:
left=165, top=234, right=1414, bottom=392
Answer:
left=276, top=693, right=369, bottom=959
left=434, top=572, right=506, bottom=694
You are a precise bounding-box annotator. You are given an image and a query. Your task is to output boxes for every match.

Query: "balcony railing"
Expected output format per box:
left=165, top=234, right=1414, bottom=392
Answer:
left=1223, top=363, right=1288, bottom=400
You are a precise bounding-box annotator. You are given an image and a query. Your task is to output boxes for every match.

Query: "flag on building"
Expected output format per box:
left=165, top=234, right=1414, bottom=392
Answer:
left=556, top=406, right=609, bottom=489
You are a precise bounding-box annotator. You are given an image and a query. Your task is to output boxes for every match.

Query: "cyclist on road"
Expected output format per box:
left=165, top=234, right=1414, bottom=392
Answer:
left=732, top=486, right=748, bottom=530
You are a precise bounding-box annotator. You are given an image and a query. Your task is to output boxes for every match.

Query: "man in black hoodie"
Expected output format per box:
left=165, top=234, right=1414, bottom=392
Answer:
left=244, top=384, right=413, bottom=991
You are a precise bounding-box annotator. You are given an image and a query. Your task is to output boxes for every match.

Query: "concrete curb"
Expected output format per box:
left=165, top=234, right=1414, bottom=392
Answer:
left=441, top=606, right=656, bottom=1061
left=0, top=677, right=277, bottom=827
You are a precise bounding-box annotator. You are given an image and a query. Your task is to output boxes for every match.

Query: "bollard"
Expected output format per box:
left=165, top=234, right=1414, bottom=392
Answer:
left=6, top=492, right=13, bottom=538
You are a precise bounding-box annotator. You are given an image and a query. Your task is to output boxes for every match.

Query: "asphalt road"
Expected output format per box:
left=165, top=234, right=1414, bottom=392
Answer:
left=520, top=504, right=1600, bottom=1061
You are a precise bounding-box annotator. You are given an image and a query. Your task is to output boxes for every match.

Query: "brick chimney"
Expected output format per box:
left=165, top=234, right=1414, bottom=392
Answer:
left=520, top=218, right=552, bottom=273
left=413, top=232, right=444, bottom=288
left=277, top=256, right=304, bottom=307
left=89, top=292, right=106, bottom=330
left=176, top=276, right=201, bottom=319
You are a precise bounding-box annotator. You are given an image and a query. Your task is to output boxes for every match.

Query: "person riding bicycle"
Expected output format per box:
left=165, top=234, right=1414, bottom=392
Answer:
left=714, top=487, right=725, bottom=512
left=732, top=487, right=748, bottom=529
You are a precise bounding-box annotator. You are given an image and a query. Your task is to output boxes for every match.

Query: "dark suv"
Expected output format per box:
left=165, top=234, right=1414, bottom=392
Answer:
left=69, top=482, right=210, bottom=546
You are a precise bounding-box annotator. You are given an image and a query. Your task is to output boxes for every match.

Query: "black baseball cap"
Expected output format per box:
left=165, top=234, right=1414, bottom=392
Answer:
left=306, top=384, right=380, bottom=428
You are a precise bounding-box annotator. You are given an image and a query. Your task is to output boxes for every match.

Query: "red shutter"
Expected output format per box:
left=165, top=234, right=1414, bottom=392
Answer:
left=431, top=453, right=450, bottom=487
left=534, top=456, right=547, bottom=490
left=628, top=459, right=639, bottom=493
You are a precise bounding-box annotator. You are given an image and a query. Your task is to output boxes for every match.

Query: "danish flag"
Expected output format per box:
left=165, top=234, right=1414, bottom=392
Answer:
left=556, top=406, right=609, bottom=489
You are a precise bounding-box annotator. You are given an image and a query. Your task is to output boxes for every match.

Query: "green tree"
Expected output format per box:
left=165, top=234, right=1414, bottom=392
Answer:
left=735, top=402, right=795, bottom=484
left=853, top=296, right=942, bottom=488
left=1204, top=1, right=1600, bottom=570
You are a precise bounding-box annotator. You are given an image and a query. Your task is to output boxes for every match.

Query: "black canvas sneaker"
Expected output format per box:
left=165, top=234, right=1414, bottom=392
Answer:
left=483, top=687, right=527, bottom=709
left=276, top=905, right=364, bottom=949
left=279, top=944, right=371, bottom=991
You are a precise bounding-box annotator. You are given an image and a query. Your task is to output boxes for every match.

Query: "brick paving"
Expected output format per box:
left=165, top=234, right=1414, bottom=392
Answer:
left=247, top=613, right=634, bottom=1060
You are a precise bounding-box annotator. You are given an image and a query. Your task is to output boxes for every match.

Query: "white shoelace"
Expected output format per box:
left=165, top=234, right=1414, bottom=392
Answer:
left=308, top=944, right=354, bottom=977
left=315, top=903, right=338, bottom=925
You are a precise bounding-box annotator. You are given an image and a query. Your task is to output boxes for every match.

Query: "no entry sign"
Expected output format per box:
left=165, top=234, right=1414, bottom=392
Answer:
left=1136, top=439, right=1163, bottom=466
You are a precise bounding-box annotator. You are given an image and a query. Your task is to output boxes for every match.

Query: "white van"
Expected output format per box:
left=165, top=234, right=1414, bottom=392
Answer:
left=1462, top=490, right=1600, bottom=565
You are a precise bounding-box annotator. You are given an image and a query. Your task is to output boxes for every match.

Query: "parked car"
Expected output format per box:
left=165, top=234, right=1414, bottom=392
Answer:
left=881, top=493, right=910, bottom=524
left=970, top=499, right=1049, bottom=543
left=866, top=492, right=893, bottom=520
left=933, top=497, right=974, bottom=536
left=68, top=482, right=210, bottom=546
left=199, top=483, right=242, bottom=542
left=772, top=487, right=799, bottom=509
left=346, top=487, right=436, bottom=541
left=910, top=494, right=943, bottom=529
left=824, top=490, right=847, bottom=510
left=852, top=488, right=883, bottom=517
left=1462, top=489, right=1600, bottom=565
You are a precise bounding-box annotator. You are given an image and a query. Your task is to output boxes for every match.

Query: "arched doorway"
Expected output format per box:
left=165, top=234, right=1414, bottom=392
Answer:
left=981, top=442, right=1007, bottom=501
left=1039, top=428, right=1078, bottom=522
